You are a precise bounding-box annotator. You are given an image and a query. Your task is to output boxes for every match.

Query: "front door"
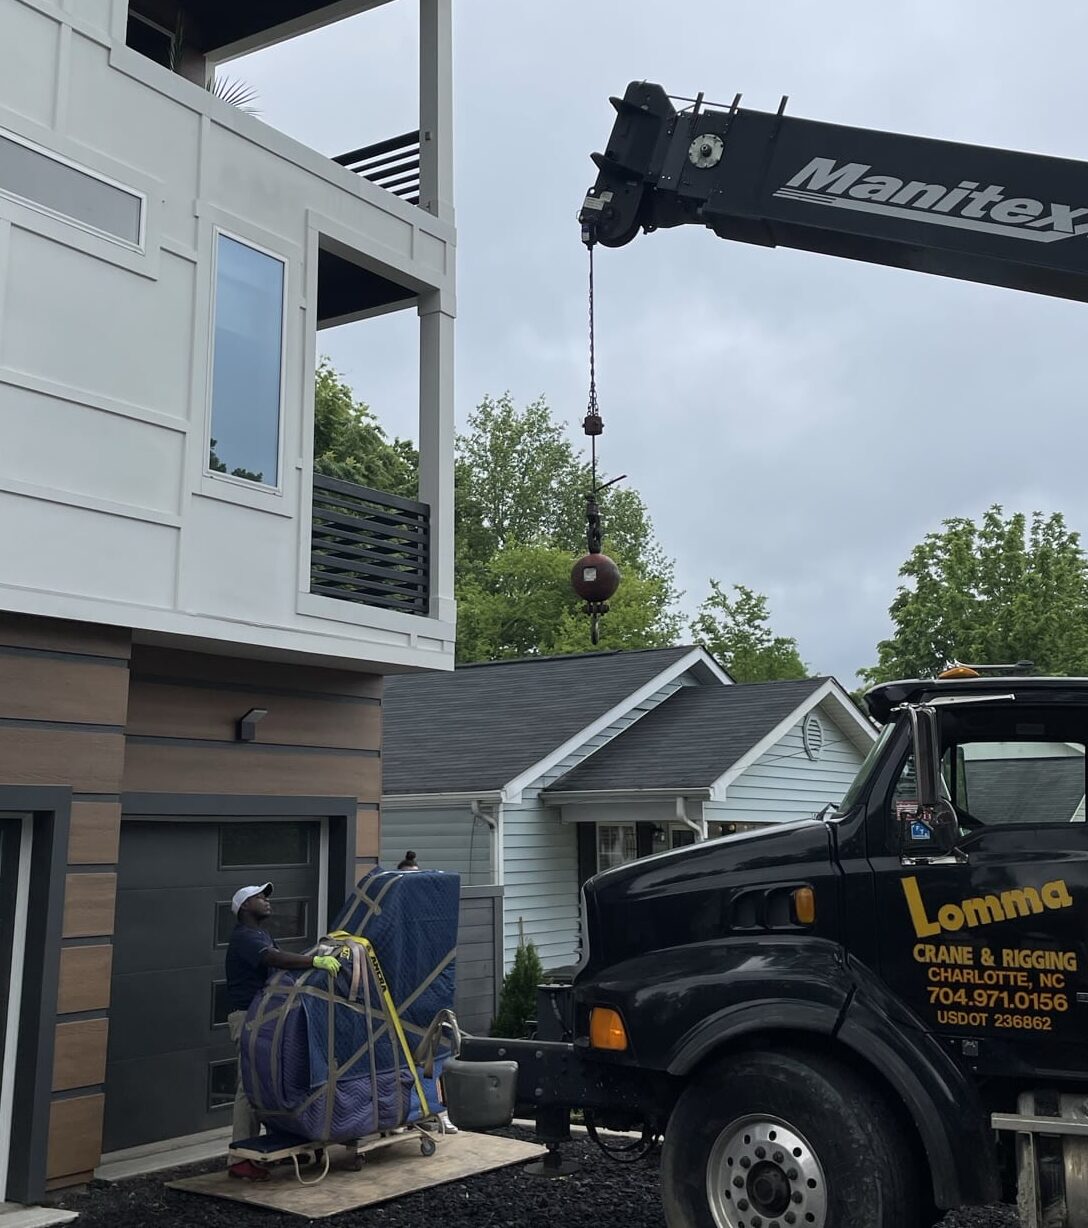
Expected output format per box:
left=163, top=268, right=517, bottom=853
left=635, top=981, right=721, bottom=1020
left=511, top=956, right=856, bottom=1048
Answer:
left=872, top=705, right=1088, bottom=1076
left=104, top=818, right=322, bottom=1152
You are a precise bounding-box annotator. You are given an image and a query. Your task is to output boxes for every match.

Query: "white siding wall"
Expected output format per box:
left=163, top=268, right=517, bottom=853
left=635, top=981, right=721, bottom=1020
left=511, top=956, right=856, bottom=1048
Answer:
left=0, top=0, right=455, bottom=672
left=501, top=673, right=691, bottom=972
left=380, top=804, right=493, bottom=884
left=716, top=699, right=868, bottom=824
left=500, top=798, right=580, bottom=972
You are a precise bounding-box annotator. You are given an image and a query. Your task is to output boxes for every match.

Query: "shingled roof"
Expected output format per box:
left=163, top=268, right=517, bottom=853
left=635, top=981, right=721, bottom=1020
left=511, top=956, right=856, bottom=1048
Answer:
left=543, top=677, right=830, bottom=793
left=382, top=646, right=702, bottom=795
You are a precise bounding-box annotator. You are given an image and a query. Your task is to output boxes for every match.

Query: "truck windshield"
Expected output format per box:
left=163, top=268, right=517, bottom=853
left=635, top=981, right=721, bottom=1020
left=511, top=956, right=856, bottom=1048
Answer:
left=837, top=722, right=896, bottom=813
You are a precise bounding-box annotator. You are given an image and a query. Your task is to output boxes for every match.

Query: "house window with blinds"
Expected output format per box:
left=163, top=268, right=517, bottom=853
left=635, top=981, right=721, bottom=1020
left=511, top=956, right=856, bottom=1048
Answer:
left=597, top=823, right=637, bottom=872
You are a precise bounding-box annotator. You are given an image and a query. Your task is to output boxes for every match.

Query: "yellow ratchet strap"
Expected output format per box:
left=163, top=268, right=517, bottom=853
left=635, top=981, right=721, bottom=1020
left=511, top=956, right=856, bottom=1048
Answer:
left=324, top=931, right=431, bottom=1118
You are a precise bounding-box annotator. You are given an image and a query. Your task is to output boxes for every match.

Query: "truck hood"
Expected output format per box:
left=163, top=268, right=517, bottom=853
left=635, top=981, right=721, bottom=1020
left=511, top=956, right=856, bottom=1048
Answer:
left=579, top=819, right=835, bottom=977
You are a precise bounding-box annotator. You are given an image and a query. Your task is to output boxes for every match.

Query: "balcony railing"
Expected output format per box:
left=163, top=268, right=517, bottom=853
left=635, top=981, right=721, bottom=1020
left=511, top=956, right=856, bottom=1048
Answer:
left=311, top=474, right=430, bottom=615
left=333, top=131, right=421, bottom=206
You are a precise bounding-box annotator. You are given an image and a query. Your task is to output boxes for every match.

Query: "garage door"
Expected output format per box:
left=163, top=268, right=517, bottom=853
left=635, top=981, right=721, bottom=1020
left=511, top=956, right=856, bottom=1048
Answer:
left=104, top=819, right=322, bottom=1153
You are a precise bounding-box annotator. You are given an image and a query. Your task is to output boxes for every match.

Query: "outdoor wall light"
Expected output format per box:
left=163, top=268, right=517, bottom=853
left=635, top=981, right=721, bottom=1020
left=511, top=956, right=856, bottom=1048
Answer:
left=238, top=708, right=269, bottom=742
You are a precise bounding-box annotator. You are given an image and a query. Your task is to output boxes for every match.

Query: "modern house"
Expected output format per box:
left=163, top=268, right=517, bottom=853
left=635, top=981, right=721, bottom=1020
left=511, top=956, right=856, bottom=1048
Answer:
left=0, top=0, right=454, bottom=1205
left=382, top=648, right=876, bottom=1026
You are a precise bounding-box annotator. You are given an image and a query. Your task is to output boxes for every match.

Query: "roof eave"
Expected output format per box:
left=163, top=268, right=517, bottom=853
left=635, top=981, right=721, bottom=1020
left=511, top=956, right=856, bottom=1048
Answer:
left=542, top=787, right=713, bottom=804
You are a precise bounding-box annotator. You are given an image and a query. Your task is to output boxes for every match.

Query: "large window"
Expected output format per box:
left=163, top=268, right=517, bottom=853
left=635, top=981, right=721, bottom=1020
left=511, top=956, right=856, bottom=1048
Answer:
left=0, top=129, right=143, bottom=247
left=208, top=233, right=285, bottom=487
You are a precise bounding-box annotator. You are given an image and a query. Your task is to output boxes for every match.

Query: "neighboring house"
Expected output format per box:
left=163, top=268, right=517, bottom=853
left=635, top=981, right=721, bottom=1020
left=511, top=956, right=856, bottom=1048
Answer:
left=382, top=647, right=876, bottom=1026
left=0, top=0, right=454, bottom=1204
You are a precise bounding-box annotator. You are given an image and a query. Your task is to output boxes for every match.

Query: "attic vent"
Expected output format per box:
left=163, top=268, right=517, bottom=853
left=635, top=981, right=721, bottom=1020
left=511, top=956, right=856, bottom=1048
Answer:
left=803, top=714, right=824, bottom=761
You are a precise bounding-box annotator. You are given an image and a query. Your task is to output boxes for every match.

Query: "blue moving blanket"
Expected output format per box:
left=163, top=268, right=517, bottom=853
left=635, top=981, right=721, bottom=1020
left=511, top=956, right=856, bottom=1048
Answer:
left=241, top=868, right=459, bottom=1143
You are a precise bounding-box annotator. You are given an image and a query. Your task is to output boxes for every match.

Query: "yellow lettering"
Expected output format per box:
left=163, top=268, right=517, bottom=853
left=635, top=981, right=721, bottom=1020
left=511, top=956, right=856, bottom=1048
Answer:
left=1000, top=888, right=1043, bottom=920
left=1043, top=880, right=1074, bottom=909
left=902, top=876, right=941, bottom=938
left=938, top=903, right=965, bottom=932
left=962, top=895, right=1005, bottom=927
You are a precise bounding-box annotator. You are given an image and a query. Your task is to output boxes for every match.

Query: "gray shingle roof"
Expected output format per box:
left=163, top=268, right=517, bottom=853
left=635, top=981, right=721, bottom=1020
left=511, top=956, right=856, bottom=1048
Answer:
left=966, top=756, right=1085, bottom=825
left=543, top=677, right=829, bottom=793
left=382, top=646, right=697, bottom=795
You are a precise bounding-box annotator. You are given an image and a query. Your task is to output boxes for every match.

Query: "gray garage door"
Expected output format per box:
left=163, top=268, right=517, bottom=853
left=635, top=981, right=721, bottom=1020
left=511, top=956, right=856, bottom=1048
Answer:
left=104, top=819, right=321, bottom=1153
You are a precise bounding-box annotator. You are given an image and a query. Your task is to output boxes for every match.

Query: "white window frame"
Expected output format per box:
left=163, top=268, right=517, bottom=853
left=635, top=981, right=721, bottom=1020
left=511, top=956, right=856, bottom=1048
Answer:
left=597, top=822, right=637, bottom=872
left=0, top=124, right=146, bottom=252
left=204, top=227, right=289, bottom=496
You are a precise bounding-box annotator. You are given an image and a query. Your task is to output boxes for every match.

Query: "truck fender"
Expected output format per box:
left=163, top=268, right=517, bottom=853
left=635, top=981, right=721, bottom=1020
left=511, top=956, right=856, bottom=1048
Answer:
left=666, top=978, right=1000, bottom=1211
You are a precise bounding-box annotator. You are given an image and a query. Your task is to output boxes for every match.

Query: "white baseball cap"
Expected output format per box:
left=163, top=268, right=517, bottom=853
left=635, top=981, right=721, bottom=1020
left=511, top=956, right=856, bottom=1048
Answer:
left=232, top=883, right=273, bottom=916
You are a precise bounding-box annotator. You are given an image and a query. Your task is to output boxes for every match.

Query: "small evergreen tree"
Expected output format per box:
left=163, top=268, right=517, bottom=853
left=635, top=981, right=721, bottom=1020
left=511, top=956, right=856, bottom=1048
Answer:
left=491, top=936, right=544, bottom=1038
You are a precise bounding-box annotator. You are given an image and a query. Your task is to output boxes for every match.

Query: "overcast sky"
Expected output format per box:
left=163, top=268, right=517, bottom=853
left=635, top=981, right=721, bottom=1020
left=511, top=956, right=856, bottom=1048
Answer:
left=237, top=1, right=1088, bottom=683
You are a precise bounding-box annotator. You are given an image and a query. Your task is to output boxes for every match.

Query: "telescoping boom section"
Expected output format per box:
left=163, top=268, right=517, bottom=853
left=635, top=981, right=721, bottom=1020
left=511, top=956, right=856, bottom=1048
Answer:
left=580, top=81, right=1088, bottom=303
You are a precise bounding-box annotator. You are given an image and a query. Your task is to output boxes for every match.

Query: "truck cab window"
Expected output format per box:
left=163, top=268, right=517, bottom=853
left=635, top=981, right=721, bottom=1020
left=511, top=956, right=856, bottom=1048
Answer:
left=887, top=717, right=1086, bottom=828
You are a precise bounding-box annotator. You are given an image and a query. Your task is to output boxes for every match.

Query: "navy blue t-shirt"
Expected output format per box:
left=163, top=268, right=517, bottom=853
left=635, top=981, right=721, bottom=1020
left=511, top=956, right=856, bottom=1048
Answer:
left=225, top=924, right=278, bottom=1012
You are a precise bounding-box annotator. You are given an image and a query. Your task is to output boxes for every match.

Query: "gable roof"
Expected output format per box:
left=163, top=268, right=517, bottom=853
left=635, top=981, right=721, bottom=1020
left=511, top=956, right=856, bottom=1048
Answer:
left=543, top=677, right=832, bottom=793
left=382, top=646, right=708, bottom=796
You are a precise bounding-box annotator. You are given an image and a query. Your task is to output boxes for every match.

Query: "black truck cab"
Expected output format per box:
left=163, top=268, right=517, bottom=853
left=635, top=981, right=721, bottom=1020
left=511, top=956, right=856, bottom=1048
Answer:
left=447, top=675, right=1088, bottom=1228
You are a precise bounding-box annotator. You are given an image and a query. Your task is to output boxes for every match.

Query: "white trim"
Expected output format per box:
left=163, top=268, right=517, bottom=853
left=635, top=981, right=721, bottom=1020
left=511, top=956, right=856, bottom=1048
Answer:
left=0, top=815, right=32, bottom=1202
left=503, top=647, right=729, bottom=802
left=382, top=791, right=503, bottom=809
left=708, top=679, right=876, bottom=800
left=204, top=228, right=289, bottom=495
left=0, top=122, right=147, bottom=252
left=494, top=802, right=505, bottom=888
left=546, top=787, right=712, bottom=805
left=318, top=818, right=329, bottom=933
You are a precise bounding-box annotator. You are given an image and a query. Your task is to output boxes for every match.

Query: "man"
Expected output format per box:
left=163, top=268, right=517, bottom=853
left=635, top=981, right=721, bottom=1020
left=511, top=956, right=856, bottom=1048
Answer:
left=225, top=883, right=341, bottom=1180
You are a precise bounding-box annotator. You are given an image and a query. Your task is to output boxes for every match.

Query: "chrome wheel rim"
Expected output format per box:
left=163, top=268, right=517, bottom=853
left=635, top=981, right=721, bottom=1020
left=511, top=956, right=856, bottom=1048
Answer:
left=706, top=1114, right=828, bottom=1228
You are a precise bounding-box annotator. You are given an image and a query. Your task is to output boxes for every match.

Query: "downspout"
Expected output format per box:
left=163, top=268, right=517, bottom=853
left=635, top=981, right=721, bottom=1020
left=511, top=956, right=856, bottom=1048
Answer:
left=471, top=800, right=503, bottom=887
left=676, top=795, right=708, bottom=842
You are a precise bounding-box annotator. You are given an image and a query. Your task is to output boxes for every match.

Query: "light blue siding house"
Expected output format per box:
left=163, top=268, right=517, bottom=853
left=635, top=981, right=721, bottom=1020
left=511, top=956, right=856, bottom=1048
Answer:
left=382, top=647, right=875, bottom=1024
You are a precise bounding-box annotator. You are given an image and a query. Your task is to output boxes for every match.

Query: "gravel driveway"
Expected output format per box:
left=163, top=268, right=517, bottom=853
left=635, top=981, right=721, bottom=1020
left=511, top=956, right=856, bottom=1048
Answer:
left=52, top=1129, right=1018, bottom=1227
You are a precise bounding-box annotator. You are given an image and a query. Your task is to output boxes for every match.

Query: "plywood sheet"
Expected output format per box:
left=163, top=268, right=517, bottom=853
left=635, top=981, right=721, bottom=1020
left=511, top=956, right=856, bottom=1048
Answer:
left=167, top=1133, right=545, bottom=1218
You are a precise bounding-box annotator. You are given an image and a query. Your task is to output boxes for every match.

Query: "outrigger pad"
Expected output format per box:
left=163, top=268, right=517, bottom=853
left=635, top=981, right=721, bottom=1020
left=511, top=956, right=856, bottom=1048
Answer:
left=240, top=868, right=460, bottom=1144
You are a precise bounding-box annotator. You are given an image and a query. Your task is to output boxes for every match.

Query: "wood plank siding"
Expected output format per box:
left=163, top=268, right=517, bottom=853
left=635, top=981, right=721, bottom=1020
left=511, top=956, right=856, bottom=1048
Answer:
left=0, top=614, right=386, bottom=1194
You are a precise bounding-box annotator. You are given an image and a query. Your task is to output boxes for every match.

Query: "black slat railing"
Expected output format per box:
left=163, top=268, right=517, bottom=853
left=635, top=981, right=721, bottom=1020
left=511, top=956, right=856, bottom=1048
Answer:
left=311, top=474, right=430, bottom=615
left=333, top=131, right=421, bottom=206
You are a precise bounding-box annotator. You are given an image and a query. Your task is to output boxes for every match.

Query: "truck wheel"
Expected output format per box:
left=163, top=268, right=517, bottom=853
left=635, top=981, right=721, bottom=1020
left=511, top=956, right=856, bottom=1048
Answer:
left=661, top=1049, right=924, bottom=1228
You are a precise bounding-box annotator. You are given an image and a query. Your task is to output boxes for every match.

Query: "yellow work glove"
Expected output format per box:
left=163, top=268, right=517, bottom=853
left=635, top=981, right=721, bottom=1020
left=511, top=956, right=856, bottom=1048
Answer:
left=312, top=955, right=342, bottom=975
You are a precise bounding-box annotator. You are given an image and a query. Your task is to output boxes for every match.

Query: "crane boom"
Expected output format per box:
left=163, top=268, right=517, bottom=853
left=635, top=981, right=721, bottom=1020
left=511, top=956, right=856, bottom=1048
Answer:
left=579, top=81, right=1088, bottom=302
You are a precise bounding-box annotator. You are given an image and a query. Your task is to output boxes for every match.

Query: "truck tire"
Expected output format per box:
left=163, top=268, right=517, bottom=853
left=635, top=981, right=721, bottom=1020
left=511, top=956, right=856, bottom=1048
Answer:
left=661, top=1048, right=925, bottom=1228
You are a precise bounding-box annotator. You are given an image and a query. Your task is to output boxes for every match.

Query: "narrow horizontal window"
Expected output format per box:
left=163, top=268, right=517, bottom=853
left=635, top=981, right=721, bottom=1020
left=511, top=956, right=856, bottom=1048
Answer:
left=208, top=233, right=285, bottom=487
left=0, top=130, right=143, bottom=247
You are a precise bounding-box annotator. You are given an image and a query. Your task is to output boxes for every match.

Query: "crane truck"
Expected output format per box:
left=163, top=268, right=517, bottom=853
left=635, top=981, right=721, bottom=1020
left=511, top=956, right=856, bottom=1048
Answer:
left=441, top=84, right=1088, bottom=1228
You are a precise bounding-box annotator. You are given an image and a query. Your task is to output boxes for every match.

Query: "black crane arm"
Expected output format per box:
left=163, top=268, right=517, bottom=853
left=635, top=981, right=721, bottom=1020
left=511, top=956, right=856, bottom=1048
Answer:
left=579, top=82, right=1088, bottom=303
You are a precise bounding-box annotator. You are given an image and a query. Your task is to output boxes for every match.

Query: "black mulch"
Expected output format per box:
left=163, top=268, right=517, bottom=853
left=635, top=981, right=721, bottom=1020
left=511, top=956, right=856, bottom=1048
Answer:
left=51, top=1129, right=1017, bottom=1227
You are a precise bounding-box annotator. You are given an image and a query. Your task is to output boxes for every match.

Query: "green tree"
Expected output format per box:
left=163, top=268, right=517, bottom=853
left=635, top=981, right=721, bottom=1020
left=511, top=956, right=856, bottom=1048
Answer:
left=691, top=581, right=809, bottom=682
left=860, top=506, right=1088, bottom=684
left=454, top=393, right=681, bottom=662
left=491, top=937, right=544, bottom=1038
left=312, top=360, right=418, bottom=498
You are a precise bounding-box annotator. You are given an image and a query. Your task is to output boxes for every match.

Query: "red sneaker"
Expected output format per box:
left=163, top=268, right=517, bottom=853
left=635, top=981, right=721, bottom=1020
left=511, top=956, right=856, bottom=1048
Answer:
left=229, top=1159, right=270, bottom=1181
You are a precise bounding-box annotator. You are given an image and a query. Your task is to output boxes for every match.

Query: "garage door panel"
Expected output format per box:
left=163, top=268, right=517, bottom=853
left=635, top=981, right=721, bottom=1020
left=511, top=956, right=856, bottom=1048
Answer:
left=106, top=818, right=321, bottom=1153
left=115, top=824, right=220, bottom=889
left=112, top=885, right=223, bottom=974
left=104, top=1045, right=234, bottom=1151
left=108, top=966, right=222, bottom=1062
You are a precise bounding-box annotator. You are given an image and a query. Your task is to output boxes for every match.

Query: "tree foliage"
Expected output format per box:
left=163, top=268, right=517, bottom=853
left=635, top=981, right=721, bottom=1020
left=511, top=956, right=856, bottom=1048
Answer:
left=312, top=360, right=418, bottom=499
left=690, top=581, right=809, bottom=682
left=861, top=506, right=1088, bottom=684
left=454, top=394, right=681, bottom=662
left=491, top=937, right=544, bottom=1038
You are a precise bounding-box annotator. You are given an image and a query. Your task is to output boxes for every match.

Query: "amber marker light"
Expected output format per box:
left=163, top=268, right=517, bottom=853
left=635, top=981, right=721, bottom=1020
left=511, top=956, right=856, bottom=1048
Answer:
left=589, top=1007, right=628, bottom=1051
left=792, top=886, right=816, bottom=926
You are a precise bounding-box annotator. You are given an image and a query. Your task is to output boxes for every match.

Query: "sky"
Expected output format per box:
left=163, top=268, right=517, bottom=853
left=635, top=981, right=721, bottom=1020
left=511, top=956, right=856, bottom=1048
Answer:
left=235, top=1, right=1088, bottom=683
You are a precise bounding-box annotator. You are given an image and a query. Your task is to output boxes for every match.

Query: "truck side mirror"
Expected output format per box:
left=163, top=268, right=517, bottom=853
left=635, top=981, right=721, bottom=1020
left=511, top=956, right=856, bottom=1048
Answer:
left=901, top=706, right=957, bottom=859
